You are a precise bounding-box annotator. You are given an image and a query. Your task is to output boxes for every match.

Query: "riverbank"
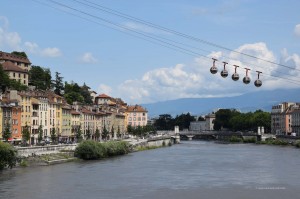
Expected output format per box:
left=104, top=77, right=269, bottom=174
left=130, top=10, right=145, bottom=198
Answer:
left=15, top=136, right=177, bottom=167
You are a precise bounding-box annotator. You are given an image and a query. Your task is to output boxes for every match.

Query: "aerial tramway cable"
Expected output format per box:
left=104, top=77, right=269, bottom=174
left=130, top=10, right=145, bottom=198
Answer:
left=31, top=0, right=300, bottom=87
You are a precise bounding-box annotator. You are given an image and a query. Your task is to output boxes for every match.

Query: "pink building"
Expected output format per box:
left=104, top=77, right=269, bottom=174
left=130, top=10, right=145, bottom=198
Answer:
left=126, top=105, right=148, bottom=127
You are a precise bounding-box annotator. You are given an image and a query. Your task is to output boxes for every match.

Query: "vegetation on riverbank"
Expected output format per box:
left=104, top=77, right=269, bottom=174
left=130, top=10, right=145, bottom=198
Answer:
left=257, top=139, right=289, bottom=146
left=75, top=140, right=131, bottom=160
left=0, top=142, right=19, bottom=170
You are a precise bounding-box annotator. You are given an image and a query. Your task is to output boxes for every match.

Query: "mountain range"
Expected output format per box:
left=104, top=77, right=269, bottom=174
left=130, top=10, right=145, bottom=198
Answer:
left=142, top=88, right=300, bottom=117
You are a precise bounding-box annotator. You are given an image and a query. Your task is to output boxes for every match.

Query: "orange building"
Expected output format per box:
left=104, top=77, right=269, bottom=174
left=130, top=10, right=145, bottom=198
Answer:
left=11, top=105, right=22, bottom=140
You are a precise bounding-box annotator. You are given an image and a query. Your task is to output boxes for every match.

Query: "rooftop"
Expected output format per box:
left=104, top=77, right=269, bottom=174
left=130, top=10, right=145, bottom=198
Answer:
left=0, top=51, right=31, bottom=64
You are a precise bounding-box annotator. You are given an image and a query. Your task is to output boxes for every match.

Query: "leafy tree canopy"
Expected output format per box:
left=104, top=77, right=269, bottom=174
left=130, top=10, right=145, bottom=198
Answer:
left=11, top=51, right=28, bottom=58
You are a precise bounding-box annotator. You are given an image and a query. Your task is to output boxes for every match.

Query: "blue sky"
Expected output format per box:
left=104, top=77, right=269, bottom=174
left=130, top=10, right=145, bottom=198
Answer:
left=1, top=0, right=300, bottom=104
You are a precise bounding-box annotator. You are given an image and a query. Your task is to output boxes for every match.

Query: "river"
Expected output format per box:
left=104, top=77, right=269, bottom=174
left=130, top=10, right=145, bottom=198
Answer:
left=1, top=141, right=300, bottom=199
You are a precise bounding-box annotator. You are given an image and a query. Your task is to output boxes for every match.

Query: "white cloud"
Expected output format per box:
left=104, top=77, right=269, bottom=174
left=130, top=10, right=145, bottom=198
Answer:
left=117, top=42, right=300, bottom=104
left=0, top=16, right=22, bottom=50
left=0, top=16, right=62, bottom=58
left=98, top=84, right=112, bottom=96
left=80, top=52, right=98, bottom=63
left=294, top=24, right=300, bottom=37
left=41, top=47, right=62, bottom=57
left=24, top=42, right=39, bottom=54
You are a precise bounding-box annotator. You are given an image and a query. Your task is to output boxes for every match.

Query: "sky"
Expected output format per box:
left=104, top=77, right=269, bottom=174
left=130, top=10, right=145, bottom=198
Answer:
left=1, top=0, right=300, bottom=104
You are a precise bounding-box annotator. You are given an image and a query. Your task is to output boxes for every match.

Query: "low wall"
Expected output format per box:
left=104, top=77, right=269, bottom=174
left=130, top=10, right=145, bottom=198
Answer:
left=17, top=144, right=77, bottom=157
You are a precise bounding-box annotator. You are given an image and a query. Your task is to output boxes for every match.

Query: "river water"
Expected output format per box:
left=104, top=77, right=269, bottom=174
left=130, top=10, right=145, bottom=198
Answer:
left=1, top=141, right=300, bottom=199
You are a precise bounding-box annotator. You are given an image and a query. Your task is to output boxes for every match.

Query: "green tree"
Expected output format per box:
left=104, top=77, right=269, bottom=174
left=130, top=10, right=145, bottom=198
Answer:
left=81, top=83, right=93, bottom=104
left=50, top=126, right=56, bottom=144
left=154, top=114, right=174, bottom=130
left=29, top=66, right=52, bottom=90
left=86, top=127, right=91, bottom=140
left=127, top=125, right=133, bottom=134
left=37, top=125, right=43, bottom=144
left=52, top=72, right=64, bottom=96
left=0, top=142, right=18, bottom=170
left=8, top=79, right=27, bottom=91
left=22, top=123, right=30, bottom=145
left=102, top=124, right=109, bottom=140
left=111, top=126, right=115, bottom=139
left=198, top=116, right=205, bottom=121
left=214, top=109, right=240, bottom=130
left=75, top=126, right=83, bottom=143
left=0, top=64, right=11, bottom=92
left=2, top=122, right=11, bottom=142
left=117, top=126, right=121, bottom=138
left=11, top=51, right=28, bottom=58
left=95, top=128, right=100, bottom=141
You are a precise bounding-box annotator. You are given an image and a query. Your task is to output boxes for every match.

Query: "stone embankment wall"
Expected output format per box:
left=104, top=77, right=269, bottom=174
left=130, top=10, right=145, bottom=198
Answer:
left=17, top=144, right=77, bottom=157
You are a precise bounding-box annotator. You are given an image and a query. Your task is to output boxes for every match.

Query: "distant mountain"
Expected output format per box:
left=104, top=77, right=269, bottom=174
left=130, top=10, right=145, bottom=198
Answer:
left=142, top=88, right=300, bottom=117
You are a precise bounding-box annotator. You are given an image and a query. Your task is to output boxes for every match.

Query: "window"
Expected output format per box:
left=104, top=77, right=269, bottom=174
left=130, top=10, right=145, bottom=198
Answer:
left=129, top=117, right=132, bottom=121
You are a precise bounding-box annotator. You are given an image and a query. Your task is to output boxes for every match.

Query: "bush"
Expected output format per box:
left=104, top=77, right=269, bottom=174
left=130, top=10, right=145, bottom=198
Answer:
left=243, top=137, right=257, bottom=143
left=0, top=142, right=19, bottom=170
left=295, top=140, right=300, bottom=148
left=229, top=136, right=243, bottom=143
left=75, top=140, right=130, bottom=160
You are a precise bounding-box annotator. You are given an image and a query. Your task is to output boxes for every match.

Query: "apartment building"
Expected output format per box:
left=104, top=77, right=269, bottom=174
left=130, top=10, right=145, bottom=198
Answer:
left=0, top=51, right=31, bottom=86
left=126, top=105, right=148, bottom=127
left=271, top=102, right=300, bottom=135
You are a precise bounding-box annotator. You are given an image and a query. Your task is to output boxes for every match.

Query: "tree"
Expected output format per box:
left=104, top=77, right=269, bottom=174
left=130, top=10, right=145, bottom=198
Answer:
left=37, top=125, right=43, bottom=144
left=214, top=109, right=240, bottom=130
left=95, top=128, right=100, bottom=141
left=29, top=66, right=52, bottom=90
left=198, top=116, right=205, bottom=121
left=111, top=126, right=115, bottom=139
left=86, top=128, right=91, bottom=140
left=75, top=126, right=83, bottom=143
left=0, top=142, right=18, bottom=170
left=22, top=123, right=30, bottom=145
left=2, top=122, right=11, bottom=142
left=52, top=72, right=64, bottom=96
left=81, top=83, right=93, bottom=104
left=154, top=114, right=174, bottom=130
left=127, top=125, right=133, bottom=134
left=11, top=51, right=28, bottom=58
left=0, top=64, right=11, bottom=92
left=50, top=126, right=56, bottom=144
left=117, top=126, right=121, bottom=138
left=102, top=124, right=109, bottom=140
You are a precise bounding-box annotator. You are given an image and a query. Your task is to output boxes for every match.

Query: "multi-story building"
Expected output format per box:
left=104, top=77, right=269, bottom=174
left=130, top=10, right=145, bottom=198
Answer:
left=0, top=103, right=12, bottom=140
left=11, top=104, right=22, bottom=141
left=61, top=104, right=72, bottom=142
left=0, top=51, right=31, bottom=86
left=189, top=113, right=215, bottom=131
left=271, top=102, right=295, bottom=135
left=291, top=107, right=300, bottom=136
left=126, top=105, right=148, bottom=127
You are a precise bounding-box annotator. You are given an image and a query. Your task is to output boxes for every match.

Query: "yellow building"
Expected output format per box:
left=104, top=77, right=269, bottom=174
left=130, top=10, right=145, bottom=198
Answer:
left=19, top=92, right=32, bottom=131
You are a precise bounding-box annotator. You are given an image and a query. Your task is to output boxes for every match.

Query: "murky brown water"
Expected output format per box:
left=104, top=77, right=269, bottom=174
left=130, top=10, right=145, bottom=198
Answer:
left=1, top=141, right=300, bottom=199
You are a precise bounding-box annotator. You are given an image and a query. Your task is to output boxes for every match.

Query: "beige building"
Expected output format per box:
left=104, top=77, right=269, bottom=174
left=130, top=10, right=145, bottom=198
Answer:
left=0, top=51, right=31, bottom=86
left=126, top=105, right=148, bottom=127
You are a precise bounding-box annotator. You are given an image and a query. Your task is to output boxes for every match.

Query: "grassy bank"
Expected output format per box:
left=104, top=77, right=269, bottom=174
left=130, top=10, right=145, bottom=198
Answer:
left=75, top=140, right=131, bottom=160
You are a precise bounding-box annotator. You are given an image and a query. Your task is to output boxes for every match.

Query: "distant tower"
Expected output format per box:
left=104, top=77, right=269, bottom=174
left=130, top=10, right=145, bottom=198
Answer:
left=174, top=126, right=179, bottom=134
left=257, top=126, right=261, bottom=135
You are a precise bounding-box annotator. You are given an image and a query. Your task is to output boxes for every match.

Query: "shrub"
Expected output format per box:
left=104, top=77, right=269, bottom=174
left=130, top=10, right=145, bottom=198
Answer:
left=295, top=140, right=300, bottom=148
left=0, top=142, right=19, bottom=170
left=243, top=137, right=257, bottom=143
left=229, top=136, right=243, bottom=143
left=75, top=140, right=130, bottom=160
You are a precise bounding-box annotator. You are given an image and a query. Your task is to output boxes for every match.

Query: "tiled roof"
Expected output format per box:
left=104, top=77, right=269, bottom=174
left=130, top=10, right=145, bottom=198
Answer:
left=96, top=93, right=111, bottom=98
left=2, top=61, right=27, bottom=73
left=0, top=51, right=31, bottom=64
left=71, top=110, right=81, bottom=115
left=127, top=105, right=148, bottom=112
